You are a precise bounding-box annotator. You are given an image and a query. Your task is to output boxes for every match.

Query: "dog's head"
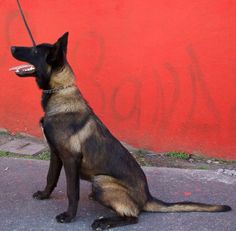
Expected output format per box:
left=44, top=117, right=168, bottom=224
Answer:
left=10, top=32, right=68, bottom=89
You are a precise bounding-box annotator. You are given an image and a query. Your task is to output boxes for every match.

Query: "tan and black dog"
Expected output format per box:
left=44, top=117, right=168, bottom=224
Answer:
left=10, top=32, right=231, bottom=230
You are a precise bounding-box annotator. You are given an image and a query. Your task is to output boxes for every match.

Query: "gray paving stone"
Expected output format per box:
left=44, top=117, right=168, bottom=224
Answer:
left=0, top=139, right=47, bottom=156
left=0, top=135, right=12, bottom=146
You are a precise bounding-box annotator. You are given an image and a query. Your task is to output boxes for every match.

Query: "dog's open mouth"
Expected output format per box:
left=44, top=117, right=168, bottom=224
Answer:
left=9, top=64, right=36, bottom=77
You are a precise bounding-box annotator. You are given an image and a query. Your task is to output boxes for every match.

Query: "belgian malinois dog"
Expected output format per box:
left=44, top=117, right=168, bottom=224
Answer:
left=10, top=32, right=231, bottom=230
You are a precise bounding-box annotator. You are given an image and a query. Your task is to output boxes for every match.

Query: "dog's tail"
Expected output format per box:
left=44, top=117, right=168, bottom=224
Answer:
left=143, top=196, right=231, bottom=213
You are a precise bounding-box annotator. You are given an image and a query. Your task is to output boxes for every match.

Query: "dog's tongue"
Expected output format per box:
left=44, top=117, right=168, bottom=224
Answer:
left=9, top=64, right=35, bottom=74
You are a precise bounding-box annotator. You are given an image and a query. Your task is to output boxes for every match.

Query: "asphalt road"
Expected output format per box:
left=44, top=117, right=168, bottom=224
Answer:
left=0, top=157, right=235, bottom=231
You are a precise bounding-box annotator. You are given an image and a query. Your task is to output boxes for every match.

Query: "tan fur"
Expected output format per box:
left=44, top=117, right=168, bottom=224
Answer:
left=93, top=175, right=139, bottom=217
left=143, top=200, right=228, bottom=213
left=45, top=66, right=89, bottom=116
left=46, top=91, right=88, bottom=116
left=49, top=65, right=75, bottom=88
left=69, top=119, right=95, bottom=153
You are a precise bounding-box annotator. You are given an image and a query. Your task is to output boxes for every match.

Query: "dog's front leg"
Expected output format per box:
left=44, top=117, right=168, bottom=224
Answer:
left=33, top=150, right=62, bottom=199
left=56, top=158, right=80, bottom=223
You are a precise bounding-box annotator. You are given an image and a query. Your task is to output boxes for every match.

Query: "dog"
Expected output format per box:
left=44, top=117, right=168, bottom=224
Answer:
left=10, top=32, right=231, bottom=230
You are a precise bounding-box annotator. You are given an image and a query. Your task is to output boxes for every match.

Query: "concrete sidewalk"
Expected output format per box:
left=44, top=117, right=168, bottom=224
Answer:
left=0, top=157, right=235, bottom=231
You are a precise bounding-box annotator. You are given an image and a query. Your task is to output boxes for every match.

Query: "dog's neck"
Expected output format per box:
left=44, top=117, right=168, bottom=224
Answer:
left=41, top=65, right=90, bottom=117
left=49, top=64, right=76, bottom=89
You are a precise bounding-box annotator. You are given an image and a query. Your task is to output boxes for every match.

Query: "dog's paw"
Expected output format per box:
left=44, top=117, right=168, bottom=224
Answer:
left=91, top=218, right=111, bottom=230
left=56, top=212, right=74, bottom=223
left=32, top=191, right=50, bottom=200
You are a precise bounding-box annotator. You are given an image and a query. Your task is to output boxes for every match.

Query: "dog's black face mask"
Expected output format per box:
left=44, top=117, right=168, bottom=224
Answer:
left=10, top=32, right=68, bottom=89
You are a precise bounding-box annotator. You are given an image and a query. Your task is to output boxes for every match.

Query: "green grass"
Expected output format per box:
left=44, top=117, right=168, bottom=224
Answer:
left=0, top=150, right=50, bottom=161
left=197, top=166, right=209, bottom=170
left=0, top=151, right=17, bottom=158
left=35, top=151, right=50, bottom=160
left=166, top=151, right=190, bottom=160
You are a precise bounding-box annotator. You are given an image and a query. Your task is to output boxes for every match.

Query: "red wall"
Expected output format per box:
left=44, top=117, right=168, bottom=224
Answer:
left=0, top=0, right=236, bottom=159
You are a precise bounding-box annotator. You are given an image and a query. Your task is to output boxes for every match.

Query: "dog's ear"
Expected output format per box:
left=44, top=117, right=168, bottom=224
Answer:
left=47, top=32, right=69, bottom=67
left=56, top=32, right=69, bottom=55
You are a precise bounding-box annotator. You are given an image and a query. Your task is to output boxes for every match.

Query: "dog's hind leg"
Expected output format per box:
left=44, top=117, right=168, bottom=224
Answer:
left=33, top=149, right=62, bottom=200
left=91, top=175, right=140, bottom=230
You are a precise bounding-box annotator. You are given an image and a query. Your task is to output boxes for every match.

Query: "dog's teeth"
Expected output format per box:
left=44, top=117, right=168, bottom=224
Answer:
left=9, top=64, right=35, bottom=73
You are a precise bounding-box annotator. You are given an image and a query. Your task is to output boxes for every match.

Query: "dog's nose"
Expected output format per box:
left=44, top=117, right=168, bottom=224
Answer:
left=11, top=46, right=16, bottom=54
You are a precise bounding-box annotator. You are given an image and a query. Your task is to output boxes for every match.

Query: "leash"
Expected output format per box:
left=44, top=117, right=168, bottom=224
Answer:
left=16, top=0, right=37, bottom=50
